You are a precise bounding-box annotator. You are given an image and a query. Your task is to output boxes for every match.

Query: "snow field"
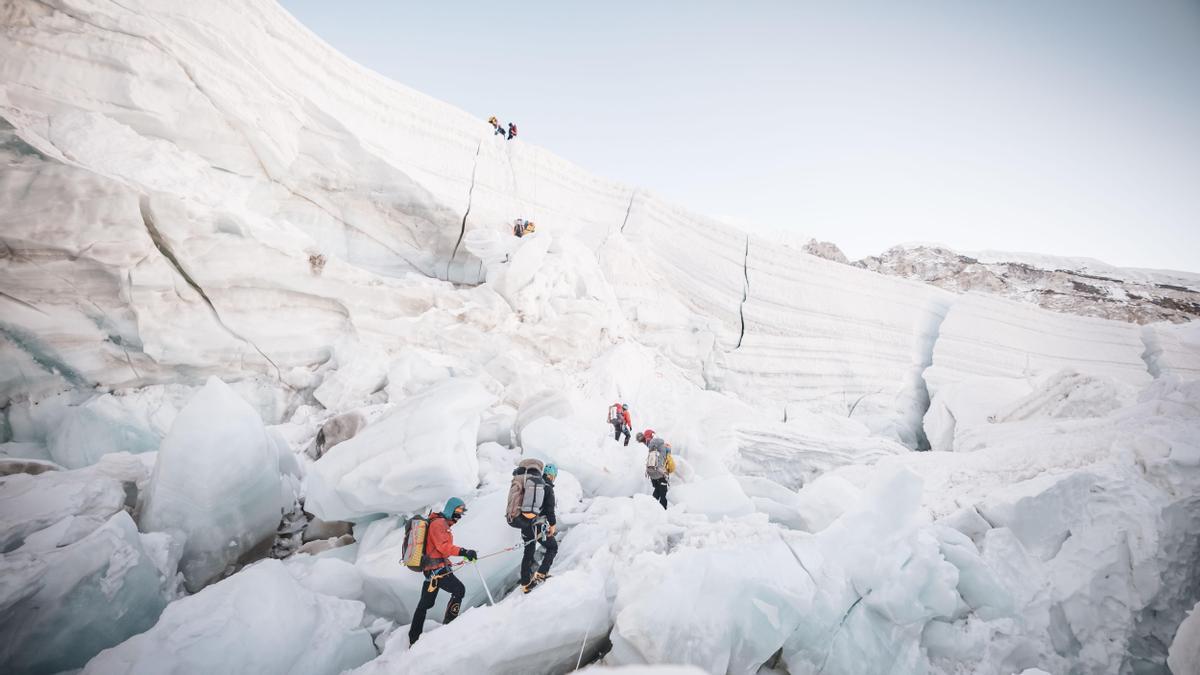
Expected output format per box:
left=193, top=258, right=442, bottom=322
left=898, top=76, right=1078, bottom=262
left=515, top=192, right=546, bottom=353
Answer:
left=0, top=0, right=1197, bottom=673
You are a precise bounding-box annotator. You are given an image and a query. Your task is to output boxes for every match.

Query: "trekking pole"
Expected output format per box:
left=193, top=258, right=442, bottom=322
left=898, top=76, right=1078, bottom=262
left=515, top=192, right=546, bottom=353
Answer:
left=472, top=561, right=497, bottom=606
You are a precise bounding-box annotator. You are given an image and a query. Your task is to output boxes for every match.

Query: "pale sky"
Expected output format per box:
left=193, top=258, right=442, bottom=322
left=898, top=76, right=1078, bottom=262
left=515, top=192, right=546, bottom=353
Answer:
left=281, top=1, right=1200, bottom=271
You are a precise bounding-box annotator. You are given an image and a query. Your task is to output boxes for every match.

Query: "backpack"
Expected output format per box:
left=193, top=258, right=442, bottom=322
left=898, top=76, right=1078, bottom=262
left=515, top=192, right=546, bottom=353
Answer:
left=664, top=454, right=676, bottom=475
left=646, top=449, right=665, bottom=479
left=607, top=404, right=620, bottom=424
left=506, top=458, right=545, bottom=521
left=400, top=513, right=430, bottom=572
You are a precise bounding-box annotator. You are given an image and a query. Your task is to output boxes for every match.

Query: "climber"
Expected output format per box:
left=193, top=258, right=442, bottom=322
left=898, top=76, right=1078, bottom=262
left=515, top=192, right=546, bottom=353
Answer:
left=645, top=435, right=670, bottom=509
left=523, top=463, right=558, bottom=592
left=513, top=218, right=536, bottom=238
left=507, top=122, right=518, bottom=140
left=408, top=497, right=477, bottom=645
left=489, top=116, right=505, bottom=136
left=506, top=460, right=558, bottom=593
left=608, top=402, right=632, bottom=445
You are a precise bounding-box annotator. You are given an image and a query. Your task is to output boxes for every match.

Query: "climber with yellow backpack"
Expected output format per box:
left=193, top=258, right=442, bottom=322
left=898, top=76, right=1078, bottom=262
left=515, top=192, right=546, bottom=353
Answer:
left=641, top=432, right=674, bottom=509
left=401, top=497, right=477, bottom=645
left=513, top=218, right=536, bottom=238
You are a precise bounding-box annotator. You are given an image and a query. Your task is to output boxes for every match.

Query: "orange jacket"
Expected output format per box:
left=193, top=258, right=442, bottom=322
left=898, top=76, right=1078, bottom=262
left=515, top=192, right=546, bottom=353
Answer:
left=424, top=515, right=462, bottom=570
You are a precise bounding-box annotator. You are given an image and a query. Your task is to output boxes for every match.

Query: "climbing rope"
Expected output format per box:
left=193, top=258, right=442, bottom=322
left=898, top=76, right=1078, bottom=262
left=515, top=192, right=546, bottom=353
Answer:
left=425, top=529, right=548, bottom=591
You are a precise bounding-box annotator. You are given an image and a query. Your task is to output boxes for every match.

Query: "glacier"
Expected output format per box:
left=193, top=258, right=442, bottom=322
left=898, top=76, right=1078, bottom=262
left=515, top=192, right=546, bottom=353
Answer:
left=0, top=0, right=1197, bottom=674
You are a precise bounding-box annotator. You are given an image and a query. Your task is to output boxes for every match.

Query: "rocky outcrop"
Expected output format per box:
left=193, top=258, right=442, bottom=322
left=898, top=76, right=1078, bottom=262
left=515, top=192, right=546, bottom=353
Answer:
left=855, top=245, right=1200, bottom=324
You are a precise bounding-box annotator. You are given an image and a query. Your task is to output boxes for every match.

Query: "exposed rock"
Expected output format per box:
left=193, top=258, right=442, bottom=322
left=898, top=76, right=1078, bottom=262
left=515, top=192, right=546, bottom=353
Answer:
left=855, top=245, right=1200, bottom=324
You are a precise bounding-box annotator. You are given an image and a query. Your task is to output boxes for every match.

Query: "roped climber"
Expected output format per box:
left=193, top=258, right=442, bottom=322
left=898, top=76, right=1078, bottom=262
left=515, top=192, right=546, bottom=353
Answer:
left=523, top=463, right=559, bottom=592
left=507, top=122, right=518, bottom=140
left=608, top=402, right=632, bottom=446
left=408, top=498, right=477, bottom=645
left=489, top=116, right=506, bottom=136
left=644, top=434, right=670, bottom=509
left=506, top=459, right=558, bottom=593
left=514, top=218, right=536, bottom=238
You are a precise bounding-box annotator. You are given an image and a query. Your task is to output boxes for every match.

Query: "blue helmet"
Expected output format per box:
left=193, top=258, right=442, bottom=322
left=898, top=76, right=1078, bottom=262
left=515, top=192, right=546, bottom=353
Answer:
left=543, top=463, right=559, bottom=480
left=442, top=497, right=467, bottom=520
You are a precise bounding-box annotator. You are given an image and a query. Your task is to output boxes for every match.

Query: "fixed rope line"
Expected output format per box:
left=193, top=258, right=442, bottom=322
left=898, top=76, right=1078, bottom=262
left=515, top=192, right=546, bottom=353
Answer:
left=426, top=530, right=547, bottom=589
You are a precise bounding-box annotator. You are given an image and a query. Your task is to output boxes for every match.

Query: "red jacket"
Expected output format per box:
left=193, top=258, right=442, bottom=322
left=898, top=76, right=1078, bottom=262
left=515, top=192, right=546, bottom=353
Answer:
left=611, top=404, right=631, bottom=426
left=424, top=515, right=463, bottom=570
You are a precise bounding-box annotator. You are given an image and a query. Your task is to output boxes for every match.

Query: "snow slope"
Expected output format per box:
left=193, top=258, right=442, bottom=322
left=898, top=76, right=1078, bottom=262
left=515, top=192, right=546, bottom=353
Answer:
left=0, top=1, right=1198, bottom=674
left=2, top=0, right=957, bottom=445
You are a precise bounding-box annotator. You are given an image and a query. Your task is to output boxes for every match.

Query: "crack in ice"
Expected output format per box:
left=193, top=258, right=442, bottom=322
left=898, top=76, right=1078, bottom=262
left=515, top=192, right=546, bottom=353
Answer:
left=138, top=196, right=283, bottom=381
left=446, top=140, right=483, bottom=281
left=735, top=234, right=750, bottom=350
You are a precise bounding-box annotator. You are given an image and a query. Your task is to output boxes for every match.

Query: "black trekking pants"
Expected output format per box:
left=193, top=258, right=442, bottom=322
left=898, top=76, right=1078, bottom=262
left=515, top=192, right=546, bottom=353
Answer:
left=612, top=421, right=630, bottom=445
left=510, top=518, right=558, bottom=584
left=651, top=477, right=669, bottom=509
left=409, top=569, right=465, bottom=644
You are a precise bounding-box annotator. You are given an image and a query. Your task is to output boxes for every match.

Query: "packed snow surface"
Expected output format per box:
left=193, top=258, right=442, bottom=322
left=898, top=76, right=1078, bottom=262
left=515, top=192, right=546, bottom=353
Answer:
left=0, top=1, right=1197, bottom=675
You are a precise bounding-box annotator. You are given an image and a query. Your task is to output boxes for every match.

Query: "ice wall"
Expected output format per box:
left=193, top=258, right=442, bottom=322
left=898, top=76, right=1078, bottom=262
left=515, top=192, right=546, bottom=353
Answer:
left=139, top=378, right=283, bottom=591
left=0, top=0, right=983, bottom=438
left=923, top=294, right=1153, bottom=451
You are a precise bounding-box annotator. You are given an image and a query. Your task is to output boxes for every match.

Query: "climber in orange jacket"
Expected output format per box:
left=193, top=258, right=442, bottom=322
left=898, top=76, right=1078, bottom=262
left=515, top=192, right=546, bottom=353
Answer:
left=408, top=498, right=477, bottom=645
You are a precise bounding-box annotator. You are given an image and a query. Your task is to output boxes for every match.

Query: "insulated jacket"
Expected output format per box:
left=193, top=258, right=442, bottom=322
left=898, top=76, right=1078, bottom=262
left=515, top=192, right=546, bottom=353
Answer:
left=541, top=480, right=557, bottom=527
left=424, top=514, right=463, bottom=570
left=604, top=401, right=633, bottom=422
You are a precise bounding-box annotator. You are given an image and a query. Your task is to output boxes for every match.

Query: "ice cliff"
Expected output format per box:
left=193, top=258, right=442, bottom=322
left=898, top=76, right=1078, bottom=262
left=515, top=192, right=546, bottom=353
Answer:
left=1, top=1, right=1198, bottom=674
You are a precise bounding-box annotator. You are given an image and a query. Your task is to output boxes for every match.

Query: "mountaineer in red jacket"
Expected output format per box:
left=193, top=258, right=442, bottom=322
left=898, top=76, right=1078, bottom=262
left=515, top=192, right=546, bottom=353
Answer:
left=408, top=497, right=477, bottom=645
left=608, top=402, right=632, bottom=446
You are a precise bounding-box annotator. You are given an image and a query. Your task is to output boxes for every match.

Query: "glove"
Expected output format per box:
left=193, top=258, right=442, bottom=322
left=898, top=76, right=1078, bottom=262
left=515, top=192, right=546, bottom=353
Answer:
left=548, top=524, right=557, bottom=537
left=459, top=548, right=478, bottom=561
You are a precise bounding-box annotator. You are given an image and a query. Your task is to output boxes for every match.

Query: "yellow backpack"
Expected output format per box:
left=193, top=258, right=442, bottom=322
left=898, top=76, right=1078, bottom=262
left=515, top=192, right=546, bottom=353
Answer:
left=664, top=454, right=676, bottom=475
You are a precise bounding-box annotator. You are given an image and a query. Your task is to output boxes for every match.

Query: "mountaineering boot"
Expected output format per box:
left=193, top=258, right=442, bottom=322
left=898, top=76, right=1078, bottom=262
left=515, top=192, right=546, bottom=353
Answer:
left=523, top=572, right=547, bottom=593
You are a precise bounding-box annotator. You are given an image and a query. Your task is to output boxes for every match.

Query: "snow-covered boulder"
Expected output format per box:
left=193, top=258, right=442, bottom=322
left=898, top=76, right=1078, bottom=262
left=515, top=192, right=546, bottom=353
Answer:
left=139, top=377, right=283, bottom=591
left=609, top=535, right=811, bottom=673
left=782, top=469, right=965, bottom=675
left=46, top=394, right=163, bottom=469
left=353, top=568, right=610, bottom=675
left=669, top=475, right=755, bottom=519
left=0, top=511, right=169, bottom=674
left=1169, top=601, right=1200, bottom=675
left=84, top=559, right=375, bottom=675
left=312, top=344, right=388, bottom=411
left=0, top=452, right=147, bottom=552
left=305, top=378, right=495, bottom=520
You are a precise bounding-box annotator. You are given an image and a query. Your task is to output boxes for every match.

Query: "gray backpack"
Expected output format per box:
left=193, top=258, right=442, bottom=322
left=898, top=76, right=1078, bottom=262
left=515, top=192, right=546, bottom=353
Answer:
left=506, top=458, right=545, bottom=521
left=646, top=441, right=666, bottom=479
